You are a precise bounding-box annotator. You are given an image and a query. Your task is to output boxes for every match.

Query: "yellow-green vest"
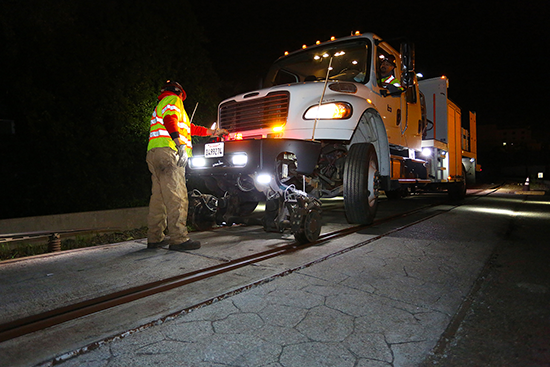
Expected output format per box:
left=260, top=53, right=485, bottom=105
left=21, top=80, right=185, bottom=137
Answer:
left=147, top=95, right=192, bottom=155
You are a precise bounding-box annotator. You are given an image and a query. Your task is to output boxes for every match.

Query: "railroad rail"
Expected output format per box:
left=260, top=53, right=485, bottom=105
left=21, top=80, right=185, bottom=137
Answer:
left=0, top=187, right=499, bottom=345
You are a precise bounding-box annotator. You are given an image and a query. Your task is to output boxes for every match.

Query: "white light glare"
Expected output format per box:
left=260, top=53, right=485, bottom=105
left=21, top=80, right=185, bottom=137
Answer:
left=421, top=148, right=431, bottom=157
left=231, top=153, right=248, bottom=166
left=256, top=173, right=272, bottom=184
left=211, top=122, right=217, bottom=130
left=190, top=157, right=206, bottom=168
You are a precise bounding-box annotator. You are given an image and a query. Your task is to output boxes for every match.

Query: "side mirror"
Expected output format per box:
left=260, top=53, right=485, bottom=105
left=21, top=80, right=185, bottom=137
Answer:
left=400, top=42, right=415, bottom=73
left=402, top=71, right=415, bottom=88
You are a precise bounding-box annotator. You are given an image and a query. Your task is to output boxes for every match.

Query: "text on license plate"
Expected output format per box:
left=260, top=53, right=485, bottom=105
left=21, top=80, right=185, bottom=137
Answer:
left=204, top=142, right=224, bottom=158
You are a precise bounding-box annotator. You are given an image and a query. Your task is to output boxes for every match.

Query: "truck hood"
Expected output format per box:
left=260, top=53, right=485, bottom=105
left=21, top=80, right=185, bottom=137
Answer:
left=220, top=81, right=368, bottom=105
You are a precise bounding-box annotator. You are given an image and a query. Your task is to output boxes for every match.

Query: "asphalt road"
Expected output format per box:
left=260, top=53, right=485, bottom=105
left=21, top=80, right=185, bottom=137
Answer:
left=421, top=189, right=550, bottom=366
left=0, top=187, right=548, bottom=366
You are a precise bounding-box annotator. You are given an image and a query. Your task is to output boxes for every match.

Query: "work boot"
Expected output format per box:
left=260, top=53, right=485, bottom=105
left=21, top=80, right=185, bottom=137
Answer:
left=169, top=239, right=201, bottom=251
left=147, top=239, right=169, bottom=249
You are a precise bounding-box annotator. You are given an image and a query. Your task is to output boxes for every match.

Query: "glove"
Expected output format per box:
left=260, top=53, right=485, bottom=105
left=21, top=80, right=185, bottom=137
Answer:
left=209, top=128, right=229, bottom=137
left=176, top=144, right=188, bottom=167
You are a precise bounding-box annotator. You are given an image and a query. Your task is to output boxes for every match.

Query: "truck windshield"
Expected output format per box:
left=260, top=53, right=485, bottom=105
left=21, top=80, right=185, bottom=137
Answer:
left=264, top=39, right=371, bottom=87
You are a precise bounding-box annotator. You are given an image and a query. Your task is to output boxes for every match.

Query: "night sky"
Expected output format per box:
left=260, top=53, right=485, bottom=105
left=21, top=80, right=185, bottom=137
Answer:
left=190, top=1, right=548, bottom=131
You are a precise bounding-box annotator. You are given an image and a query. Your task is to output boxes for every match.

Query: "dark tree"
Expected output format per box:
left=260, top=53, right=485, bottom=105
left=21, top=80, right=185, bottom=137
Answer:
left=0, top=0, right=219, bottom=219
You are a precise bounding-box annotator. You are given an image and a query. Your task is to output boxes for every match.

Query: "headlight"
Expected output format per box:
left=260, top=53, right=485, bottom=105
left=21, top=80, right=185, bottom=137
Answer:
left=256, top=173, right=272, bottom=184
left=304, top=102, right=352, bottom=120
left=190, top=157, right=206, bottom=168
left=231, top=153, right=248, bottom=167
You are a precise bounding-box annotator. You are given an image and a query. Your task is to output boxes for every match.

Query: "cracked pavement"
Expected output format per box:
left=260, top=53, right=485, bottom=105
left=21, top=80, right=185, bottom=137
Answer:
left=56, top=195, right=508, bottom=367
left=4, top=190, right=547, bottom=367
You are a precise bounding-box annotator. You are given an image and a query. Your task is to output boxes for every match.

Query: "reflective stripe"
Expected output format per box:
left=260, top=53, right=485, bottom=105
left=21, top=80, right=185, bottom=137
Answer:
left=178, top=122, right=191, bottom=133
left=149, top=130, right=171, bottom=139
left=381, top=75, right=403, bottom=89
left=148, top=94, right=193, bottom=152
left=161, top=104, right=180, bottom=115
left=150, top=111, right=163, bottom=126
left=178, top=134, right=192, bottom=147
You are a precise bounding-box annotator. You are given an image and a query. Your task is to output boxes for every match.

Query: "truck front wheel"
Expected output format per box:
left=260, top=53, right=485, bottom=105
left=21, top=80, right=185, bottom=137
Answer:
left=343, top=143, right=380, bottom=224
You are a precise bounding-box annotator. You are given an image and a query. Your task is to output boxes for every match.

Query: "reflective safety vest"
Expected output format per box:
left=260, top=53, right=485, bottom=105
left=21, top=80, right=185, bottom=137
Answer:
left=380, top=74, right=403, bottom=89
left=147, top=95, right=193, bottom=155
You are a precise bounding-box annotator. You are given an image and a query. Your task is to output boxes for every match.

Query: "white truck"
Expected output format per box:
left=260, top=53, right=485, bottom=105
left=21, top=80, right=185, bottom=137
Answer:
left=186, top=32, right=478, bottom=242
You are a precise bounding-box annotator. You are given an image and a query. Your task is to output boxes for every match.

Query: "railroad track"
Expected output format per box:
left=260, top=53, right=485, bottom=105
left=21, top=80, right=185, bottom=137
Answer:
left=0, top=187, right=499, bottom=346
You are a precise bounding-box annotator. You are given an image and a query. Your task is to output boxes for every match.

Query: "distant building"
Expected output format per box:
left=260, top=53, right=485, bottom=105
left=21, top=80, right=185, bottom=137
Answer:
left=477, top=124, right=549, bottom=180
left=477, top=124, right=542, bottom=151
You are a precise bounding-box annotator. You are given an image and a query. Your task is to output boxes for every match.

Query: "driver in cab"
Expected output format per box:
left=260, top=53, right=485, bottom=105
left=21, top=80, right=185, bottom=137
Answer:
left=378, top=55, right=404, bottom=93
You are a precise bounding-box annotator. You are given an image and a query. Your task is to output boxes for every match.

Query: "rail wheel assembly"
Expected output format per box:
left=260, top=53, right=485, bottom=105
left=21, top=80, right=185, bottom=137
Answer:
left=187, top=189, right=218, bottom=231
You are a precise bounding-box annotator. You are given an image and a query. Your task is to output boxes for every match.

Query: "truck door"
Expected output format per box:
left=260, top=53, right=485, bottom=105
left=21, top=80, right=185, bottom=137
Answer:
left=375, top=47, right=407, bottom=148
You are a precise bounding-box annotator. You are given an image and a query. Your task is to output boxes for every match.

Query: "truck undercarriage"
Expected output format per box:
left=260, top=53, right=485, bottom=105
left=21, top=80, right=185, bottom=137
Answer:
left=186, top=138, right=360, bottom=243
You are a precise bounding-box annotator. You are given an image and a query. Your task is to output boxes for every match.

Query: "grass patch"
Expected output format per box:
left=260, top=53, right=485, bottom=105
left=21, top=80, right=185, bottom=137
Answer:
left=0, top=227, right=149, bottom=261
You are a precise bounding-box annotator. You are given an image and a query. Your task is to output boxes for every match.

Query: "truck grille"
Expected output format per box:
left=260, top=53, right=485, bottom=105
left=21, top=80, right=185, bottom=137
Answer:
left=219, top=91, right=290, bottom=133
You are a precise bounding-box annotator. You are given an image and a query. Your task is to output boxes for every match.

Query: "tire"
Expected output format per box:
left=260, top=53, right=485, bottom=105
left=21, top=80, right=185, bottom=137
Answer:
left=343, top=143, right=380, bottom=224
left=448, top=164, right=467, bottom=200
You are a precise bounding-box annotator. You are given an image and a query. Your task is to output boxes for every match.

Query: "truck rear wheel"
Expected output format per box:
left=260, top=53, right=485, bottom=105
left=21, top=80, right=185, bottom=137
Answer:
left=343, top=143, right=379, bottom=224
left=448, top=164, right=467, bottom=200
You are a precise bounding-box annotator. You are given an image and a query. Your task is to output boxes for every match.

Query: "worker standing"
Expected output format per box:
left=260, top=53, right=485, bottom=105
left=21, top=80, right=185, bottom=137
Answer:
left=146, top=80, right=222, bottom=251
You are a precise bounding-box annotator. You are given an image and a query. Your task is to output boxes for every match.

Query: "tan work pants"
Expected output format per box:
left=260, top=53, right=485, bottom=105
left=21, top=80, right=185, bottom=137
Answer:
left=146, top=147, right=189, bottom=245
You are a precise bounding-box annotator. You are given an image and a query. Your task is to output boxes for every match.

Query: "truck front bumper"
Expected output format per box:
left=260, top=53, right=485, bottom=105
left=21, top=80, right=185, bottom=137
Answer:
left=187, top=138, right=321, bottom=177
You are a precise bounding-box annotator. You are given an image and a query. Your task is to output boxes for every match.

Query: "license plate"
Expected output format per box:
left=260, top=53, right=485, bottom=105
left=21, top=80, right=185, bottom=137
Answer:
left=204, top=142, right=224, bottom=158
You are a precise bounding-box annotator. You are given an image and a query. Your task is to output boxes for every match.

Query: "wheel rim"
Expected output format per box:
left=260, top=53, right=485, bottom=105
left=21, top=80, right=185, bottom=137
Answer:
left=367, top=154, right=380, bottom=208
left=303, top=209, right=321, bottom=242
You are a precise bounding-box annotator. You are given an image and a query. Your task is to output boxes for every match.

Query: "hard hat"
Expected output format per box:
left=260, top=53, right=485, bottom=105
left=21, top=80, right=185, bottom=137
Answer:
left=381, top=55, right=396, bottom=67
left=161, top=80, right=187, bottom=100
